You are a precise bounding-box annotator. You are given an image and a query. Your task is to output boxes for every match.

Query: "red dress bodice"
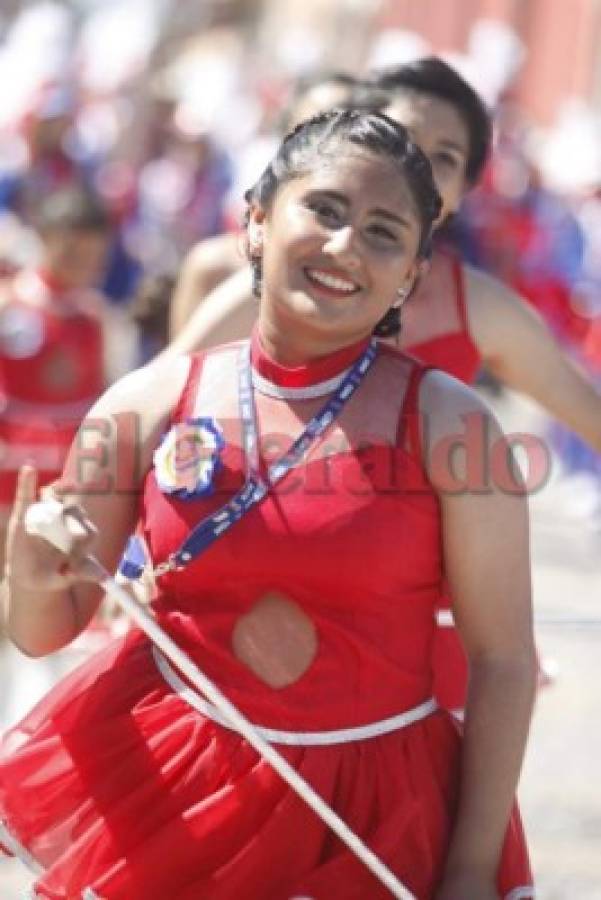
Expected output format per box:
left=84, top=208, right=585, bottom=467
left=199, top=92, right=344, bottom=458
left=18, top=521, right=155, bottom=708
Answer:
left=400, top=250, right=481, bottom=384
left=142, top=339, right=442, bottom=731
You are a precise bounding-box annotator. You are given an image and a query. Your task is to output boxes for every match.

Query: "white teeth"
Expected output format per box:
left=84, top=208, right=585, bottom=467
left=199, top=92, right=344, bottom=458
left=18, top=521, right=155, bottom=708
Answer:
left=307, top=269, right=357, bottom=292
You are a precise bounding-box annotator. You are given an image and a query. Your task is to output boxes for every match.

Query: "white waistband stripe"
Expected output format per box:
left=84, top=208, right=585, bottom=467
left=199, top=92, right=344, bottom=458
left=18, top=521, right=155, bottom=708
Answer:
left=505, top=888, right=536, bottom=899
left=435, top=609, right=455, bottom=628
left=152, top=646, right=437, bottom=746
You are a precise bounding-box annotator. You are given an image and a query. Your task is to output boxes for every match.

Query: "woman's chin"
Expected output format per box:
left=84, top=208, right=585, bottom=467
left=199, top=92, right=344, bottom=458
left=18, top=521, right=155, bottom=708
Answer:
left=283, top=291, right=359, bottom=326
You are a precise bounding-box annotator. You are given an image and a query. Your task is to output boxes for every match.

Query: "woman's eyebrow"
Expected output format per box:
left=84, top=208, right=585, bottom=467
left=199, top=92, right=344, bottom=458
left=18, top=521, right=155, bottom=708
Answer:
left=370, top=208, right=413, bottom=231
left=308, top=189, right=348, bottom=206
left=437, top=138, right=467, bottom=155
left=310, top=190, right=412, bottom=231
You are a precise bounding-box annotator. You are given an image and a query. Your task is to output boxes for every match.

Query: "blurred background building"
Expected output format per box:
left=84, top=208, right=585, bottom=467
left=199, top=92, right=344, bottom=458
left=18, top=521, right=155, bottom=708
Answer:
left=378, top=0, right=601, bottom=124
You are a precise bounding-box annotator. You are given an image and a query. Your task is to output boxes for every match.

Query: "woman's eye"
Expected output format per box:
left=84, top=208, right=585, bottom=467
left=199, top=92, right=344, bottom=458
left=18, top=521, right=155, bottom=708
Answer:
left=308, top=200, right=341, bottom=222
left=367, top=223, right=397, bottom=242
left=432, top=152, right=459, bottom=170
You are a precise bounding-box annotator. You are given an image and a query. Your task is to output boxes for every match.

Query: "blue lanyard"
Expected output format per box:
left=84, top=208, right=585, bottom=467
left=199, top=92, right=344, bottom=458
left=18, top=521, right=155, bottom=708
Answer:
left=119, top=339, right=378, bottom=580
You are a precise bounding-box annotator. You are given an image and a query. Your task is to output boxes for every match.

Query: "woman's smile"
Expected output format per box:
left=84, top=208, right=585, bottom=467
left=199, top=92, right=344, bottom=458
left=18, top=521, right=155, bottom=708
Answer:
left=303, top=266, right=361, bottom=298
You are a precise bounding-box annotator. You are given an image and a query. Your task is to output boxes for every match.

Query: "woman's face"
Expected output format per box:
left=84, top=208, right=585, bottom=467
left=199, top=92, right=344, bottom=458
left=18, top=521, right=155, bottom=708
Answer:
left=44, top=229, right=109, bottom=289
left=386, top=91, right=470, bottom=222
left=254, top=147, right=423, bottom=346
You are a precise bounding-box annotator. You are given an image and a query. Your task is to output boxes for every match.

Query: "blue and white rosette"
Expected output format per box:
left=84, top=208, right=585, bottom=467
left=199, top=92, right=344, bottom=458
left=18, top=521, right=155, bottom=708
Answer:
left=153, top=417, right=225, bottom=500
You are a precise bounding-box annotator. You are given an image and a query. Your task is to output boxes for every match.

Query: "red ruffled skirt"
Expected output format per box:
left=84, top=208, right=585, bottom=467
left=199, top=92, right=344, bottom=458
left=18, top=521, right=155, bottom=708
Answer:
left=0, top=630, right=533, bottom=899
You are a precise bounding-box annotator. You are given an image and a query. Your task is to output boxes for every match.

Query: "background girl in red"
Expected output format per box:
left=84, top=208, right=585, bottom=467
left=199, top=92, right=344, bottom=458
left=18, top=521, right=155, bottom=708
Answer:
left=0, top=188, right=110, bottom=573
left=166, top=57, right=601, bottom=714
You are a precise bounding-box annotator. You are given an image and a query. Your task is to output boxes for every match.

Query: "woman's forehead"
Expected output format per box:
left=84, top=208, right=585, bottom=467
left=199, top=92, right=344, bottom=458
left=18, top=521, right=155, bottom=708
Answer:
left=297, top=149, right=408, bottom=189
left=280, top=151, right=422, bottom=221
left=386, top=92, right=469, bottom=152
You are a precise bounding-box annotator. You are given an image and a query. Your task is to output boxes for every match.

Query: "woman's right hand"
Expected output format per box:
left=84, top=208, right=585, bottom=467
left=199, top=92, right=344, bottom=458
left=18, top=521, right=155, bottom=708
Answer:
left=4, top=465, right=99, bottom=594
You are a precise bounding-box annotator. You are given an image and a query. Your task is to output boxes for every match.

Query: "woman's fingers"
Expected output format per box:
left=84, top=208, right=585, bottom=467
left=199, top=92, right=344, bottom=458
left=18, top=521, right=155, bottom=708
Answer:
left=54, top=552, right=102, bottom=584
left=12, top=465, right=37, bottom=525
left=5, top=467, right=63, bottom=586
left=7, top=476, right=100, bottom=589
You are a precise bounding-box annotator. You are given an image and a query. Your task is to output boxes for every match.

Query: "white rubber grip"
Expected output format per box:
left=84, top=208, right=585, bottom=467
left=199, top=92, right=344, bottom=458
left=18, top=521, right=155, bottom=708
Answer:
left=24, top=499, right=77, bottom=553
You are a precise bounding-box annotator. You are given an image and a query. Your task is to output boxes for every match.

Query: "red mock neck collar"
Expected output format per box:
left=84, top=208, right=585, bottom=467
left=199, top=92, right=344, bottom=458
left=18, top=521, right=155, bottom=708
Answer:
left=251, top=327, right=371, bottom=388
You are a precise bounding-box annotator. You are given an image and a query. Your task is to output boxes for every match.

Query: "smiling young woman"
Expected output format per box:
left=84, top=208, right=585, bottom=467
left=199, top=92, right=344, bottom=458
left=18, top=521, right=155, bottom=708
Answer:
left=0, top=110, right=534, bottom=899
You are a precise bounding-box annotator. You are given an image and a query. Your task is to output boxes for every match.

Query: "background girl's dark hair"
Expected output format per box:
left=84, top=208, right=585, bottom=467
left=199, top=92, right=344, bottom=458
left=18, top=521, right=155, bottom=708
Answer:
left=285, top=71, right=360, bottom=112
left=35, top=187, right=111, bottom=235
left=244, top=107, right=441, bottom=337
left=278, top=71, right=389, bottom=136
left=369, top=56, right=492, bottom=184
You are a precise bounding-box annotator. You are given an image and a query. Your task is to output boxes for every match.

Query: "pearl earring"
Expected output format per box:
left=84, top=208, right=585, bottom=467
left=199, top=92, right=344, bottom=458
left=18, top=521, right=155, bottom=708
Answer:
left=249, top=222, right=263, bottom=254
left=395, top=286, right=408, bottom=305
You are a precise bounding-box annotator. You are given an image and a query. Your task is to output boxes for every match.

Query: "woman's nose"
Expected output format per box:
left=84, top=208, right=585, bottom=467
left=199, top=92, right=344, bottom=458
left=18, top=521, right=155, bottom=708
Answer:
left=322, top=226, right=360, bottom=266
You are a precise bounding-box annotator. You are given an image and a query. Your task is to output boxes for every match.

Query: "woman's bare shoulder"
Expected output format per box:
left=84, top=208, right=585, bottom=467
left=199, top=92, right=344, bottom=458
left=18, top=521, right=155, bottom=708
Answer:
left=419, top=367, right=493, bottom=422
left=93, top=355, right=191, bottom=431
left=418, top=367, right=500, bottom=447
left=463, top=263, right=526, bottom=315
left=186, top=232, right=243, bottom=274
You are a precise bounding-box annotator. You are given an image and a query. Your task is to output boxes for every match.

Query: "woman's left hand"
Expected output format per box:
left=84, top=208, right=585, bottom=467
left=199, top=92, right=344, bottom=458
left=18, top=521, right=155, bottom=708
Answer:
left=435, top=870, right=498, bottom=900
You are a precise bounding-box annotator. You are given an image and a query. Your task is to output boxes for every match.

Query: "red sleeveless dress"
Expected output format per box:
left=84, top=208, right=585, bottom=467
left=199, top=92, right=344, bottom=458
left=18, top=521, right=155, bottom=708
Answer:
left=0, top=268, right=104, bottom=507
left=400, top=251, right=481, bottom=384
left=399, top=252, right=480, bottom=712
left=0, top=337, right=532, bottom=899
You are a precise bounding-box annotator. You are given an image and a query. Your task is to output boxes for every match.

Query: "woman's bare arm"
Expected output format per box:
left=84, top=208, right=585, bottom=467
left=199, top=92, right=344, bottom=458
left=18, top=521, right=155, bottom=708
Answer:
left=421, top=371, right=537, bottom=882
left=466, top=265, right=601, bottom=452
left=162, top=266, right=256, bottom=359
left=169, top=233, right=245, bottom=338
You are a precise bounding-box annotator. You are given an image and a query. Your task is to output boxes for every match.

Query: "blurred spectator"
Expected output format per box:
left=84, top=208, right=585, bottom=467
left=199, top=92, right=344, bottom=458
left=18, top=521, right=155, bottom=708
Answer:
left=0, top=85, right=98, bottom=223
left=0, top=187, right=123, bottom=570
left=0, top=210, right=42, bottom=276
left=132, top=106, right=233, bottom=271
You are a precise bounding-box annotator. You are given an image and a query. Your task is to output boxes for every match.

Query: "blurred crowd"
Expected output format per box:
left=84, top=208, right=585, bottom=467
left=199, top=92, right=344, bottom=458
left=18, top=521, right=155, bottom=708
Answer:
left=1, top=0, right=601, bottom=532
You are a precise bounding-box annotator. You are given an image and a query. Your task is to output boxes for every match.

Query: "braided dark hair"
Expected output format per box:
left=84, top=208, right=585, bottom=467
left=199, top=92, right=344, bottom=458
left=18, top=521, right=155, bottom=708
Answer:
left=244, top=108, right=441, bottom=336
left=369, top=57, right=492, bottom=185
